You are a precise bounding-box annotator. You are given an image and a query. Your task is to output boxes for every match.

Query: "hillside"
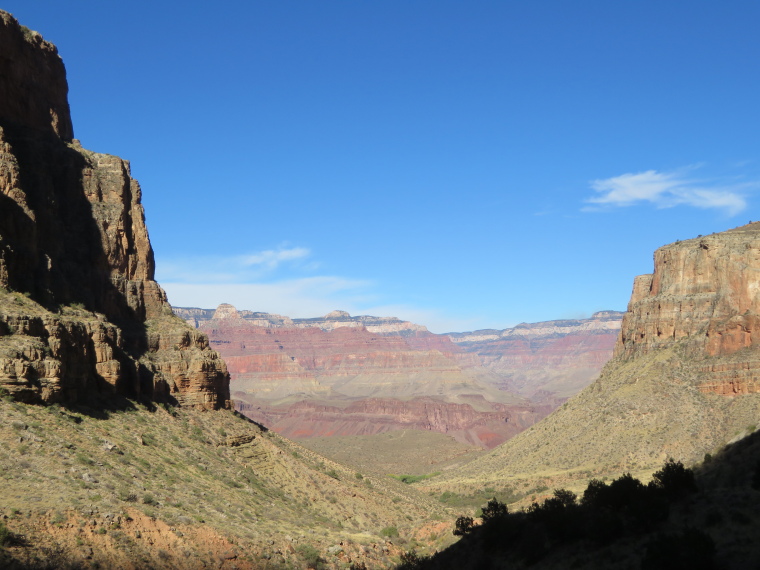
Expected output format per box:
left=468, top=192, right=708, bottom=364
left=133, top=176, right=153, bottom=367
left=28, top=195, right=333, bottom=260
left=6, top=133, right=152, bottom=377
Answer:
left=423, top=224, right=760, bottom=498
left=407, top=433, right=760, bottom=569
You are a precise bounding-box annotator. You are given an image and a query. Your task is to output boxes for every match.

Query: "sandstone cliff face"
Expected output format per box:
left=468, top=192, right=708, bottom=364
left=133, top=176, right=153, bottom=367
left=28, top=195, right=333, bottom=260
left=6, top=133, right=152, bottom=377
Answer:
left=236, top=396, right=550, bottom=448
left=197, top=305, right=487, bottom=401
left=617, top=224, right=760, bottom=394
left=174, top=305, right=428, bottom=335
left=0, top=12, right=229, bottom=409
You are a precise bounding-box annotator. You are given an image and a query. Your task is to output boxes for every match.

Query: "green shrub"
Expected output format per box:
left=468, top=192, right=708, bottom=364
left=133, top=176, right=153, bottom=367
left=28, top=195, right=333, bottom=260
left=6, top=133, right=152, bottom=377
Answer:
left=0, top=523, right=12, bottom=546
left=296, top=544, right=325, bottom=569
left=380, top=525, right=399, bottom=538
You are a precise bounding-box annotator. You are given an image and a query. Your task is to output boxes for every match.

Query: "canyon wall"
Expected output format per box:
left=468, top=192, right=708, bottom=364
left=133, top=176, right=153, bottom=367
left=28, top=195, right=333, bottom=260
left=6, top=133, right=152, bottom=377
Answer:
left=617, top=224, right=760, bottom=395
left=448, top=311, right=623, bottom=400
left=0, top=12, right=229, bottom=409
left=182, top=304, right=620, bottom=448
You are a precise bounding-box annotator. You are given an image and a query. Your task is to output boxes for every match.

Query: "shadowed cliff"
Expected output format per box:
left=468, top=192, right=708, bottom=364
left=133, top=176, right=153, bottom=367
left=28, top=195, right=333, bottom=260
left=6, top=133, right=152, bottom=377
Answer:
left=0, top=11, right=229, bottom=410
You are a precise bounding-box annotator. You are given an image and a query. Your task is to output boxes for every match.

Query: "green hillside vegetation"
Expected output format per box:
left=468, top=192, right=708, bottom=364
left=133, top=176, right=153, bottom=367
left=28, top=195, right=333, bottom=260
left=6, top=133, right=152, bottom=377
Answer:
left=297, top=430, right=485, bottom=477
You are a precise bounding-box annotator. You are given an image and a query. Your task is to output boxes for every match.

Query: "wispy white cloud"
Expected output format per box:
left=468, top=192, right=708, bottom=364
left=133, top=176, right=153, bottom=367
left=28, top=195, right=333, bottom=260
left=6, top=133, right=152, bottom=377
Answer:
left=156, top=245, right=312, bottom=284
left=162, top=281, right=481, bottom=333
left=157, top=246, right=478, bottom=333
left=241, top=247, right=310, bottom=269
left=584, top=169, right=752, bottom=216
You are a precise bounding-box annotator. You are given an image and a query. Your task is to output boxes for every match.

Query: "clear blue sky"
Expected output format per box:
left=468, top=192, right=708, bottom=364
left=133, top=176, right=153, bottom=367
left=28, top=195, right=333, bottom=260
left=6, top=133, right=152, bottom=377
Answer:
left=6, top=1, right=760, bottom=332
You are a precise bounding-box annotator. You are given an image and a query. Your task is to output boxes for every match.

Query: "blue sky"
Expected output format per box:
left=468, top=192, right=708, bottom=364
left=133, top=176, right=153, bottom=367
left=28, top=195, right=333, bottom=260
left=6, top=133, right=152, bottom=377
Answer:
left=6, top=1, right=760, bottom=332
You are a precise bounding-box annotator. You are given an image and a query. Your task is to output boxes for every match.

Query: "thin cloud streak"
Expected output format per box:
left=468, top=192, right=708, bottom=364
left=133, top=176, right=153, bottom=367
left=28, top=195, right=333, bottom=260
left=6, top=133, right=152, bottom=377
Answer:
left=584, top=169, right=751, bottom=216
left=156, top=246, right=312, bottom=284
left=241, top=247, right=310, bottom=269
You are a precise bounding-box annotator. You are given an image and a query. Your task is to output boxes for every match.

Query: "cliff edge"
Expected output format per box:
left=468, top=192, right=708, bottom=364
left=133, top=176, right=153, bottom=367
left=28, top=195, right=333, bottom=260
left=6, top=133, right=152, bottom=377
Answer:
left=0, top=11, right=229, bottom=409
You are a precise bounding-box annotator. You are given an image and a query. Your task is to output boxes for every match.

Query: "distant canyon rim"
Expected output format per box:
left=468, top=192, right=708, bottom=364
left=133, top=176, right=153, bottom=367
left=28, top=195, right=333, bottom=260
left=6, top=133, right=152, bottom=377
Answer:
left=173, top=305, right=623, bottom=454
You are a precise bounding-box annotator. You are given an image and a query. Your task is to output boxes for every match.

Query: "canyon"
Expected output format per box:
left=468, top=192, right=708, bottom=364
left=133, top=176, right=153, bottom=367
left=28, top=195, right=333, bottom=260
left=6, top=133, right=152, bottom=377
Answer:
left=426, top=223, right=760, bottom=496
left=0, top=13, right=446, bottom=569
left=176, top=304, right=622, bottom=449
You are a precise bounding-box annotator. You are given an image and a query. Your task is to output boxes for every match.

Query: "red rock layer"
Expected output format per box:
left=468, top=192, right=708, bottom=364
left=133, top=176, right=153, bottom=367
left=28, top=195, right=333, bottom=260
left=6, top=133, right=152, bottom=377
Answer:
left=449, top=313, right=623, bottom=401
left=236, top=396, right=552, bottom=449
left=0, top=13, right=229, bottom=409
left=201, top=316, right=472, bottom=400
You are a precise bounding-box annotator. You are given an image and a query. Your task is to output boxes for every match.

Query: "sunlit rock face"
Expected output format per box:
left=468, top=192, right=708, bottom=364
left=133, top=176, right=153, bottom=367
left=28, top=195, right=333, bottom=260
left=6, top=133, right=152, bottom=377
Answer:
left=0, top=11, right=230, bottom=409
left=617, top=223, right=760, bottom=395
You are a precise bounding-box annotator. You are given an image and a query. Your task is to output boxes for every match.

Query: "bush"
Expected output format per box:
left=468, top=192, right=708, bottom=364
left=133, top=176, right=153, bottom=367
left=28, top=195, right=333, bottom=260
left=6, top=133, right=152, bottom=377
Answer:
left=480, top=498, right=508, bottom=523
left=296, top=544, right=325, bottom=569
left=381, top=525, right=399, bottom=538
left=0, top=523, right=12, bottom=546
left=453, top=516, right=474, bottom=536
left=649, top=459, right=697, bottom=499
left=397, top=549, right=430, bottom=570
left=641, top=528, right=716, bottom=570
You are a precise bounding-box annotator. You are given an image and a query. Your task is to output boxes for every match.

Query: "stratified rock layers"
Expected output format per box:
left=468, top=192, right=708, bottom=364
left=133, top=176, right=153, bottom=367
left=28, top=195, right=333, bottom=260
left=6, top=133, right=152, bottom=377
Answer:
left=0, top=12, right=229, bottom=409
left=190, top=306, right=618, bottom=448
left=449, top=312, right=623, bottom=401
left=618, top=224, right=760, bottom=395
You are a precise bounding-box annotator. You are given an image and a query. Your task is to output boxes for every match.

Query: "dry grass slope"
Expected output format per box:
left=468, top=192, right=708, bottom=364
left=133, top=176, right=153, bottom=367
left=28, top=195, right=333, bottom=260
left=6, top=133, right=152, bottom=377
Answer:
left=0, top=396, right=450, bottom=569
left=422, top=341, right=760, bottom=500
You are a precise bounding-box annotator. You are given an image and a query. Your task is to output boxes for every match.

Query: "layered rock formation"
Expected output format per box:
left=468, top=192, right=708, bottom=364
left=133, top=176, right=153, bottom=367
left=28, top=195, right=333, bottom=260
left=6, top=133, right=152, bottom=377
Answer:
left=174, top=304, right=429, bottom=335
left=617, top=225, right=760, bottom=395
left=181, top=304, right=620, bottom=448
left=0, top=12, right=229, bottom=409
left=426, top=225, right=760, bottom=492
left=237, top=396, right=552, bottom=448
left=449, top=311, right=623, bottom=401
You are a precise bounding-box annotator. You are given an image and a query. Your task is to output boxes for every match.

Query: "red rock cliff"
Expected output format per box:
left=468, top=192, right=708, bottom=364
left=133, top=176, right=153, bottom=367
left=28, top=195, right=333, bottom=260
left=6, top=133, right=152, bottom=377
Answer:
left=616, top=223, right=760, bottom=394
left=0, top=12, right=230, bottom=409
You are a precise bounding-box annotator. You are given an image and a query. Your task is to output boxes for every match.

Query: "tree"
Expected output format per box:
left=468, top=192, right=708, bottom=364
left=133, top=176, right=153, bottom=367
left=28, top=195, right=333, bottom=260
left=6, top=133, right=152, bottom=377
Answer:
left=480, top=498, right=508, bottom=523
left=453, top=516, right=474, bottom=536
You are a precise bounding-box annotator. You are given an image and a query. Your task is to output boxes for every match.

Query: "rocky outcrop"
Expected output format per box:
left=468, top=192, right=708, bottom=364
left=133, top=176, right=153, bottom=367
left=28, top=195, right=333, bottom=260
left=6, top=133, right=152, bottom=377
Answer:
left=174, top=305, right=428, bottom=335
left=617, top=224, right=760, bottom=394
left=198, top=306, right=487, bottom=401
left=0, top=12, right=229, bottom=409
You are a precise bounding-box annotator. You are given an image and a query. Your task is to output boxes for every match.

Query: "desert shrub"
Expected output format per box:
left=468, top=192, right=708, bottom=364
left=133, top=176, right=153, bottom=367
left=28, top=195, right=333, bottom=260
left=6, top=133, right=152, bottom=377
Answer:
left=397, top=549, right=430, bottom=570
left=0, top=523, right=12, bottom=546
left=453, top=516, right=474, bottom=536
left=380, top=525, right=399, bottom=538
left=296, top=544, right=325, bottom=569
left=479, top=498, right=508, bottom=523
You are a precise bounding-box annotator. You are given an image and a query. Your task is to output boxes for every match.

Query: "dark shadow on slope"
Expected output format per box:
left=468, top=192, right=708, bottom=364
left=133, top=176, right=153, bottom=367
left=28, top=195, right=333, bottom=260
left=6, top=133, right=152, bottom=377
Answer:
left=400, top=431, right=760, bottom=570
